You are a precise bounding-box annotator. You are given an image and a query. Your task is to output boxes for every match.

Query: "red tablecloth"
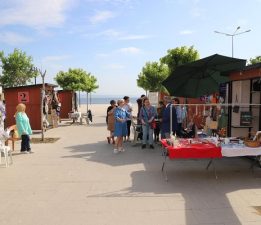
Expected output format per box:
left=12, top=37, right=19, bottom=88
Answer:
left=161, top=139, right=222, bottom=159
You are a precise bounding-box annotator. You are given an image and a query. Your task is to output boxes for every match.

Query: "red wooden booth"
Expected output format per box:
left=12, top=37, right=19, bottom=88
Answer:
left=57, top=90, right=77, bottom=119
left=4, top=84, right=57, bottom=130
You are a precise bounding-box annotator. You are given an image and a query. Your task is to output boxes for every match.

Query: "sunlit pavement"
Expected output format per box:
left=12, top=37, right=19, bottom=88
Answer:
left=1, top=109, right=261, bottom=225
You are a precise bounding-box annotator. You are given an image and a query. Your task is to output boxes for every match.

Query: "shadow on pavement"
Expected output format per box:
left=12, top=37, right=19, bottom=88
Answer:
left=63, top=140, right=261, bottom=225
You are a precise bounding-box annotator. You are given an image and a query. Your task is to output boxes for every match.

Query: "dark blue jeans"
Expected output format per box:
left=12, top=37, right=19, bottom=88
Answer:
left=21, top=134, right=31, bottom=152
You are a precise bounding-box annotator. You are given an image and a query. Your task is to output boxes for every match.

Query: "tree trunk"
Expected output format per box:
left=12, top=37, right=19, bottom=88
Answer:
left=86, top=92, right=89, bottom=112
left=78, top=91, right=81, bottom=107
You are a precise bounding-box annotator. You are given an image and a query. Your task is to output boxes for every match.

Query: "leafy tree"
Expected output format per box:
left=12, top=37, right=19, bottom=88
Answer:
left=55, top=68, right=88, bottom=91
left=160, top=46, right=199, bottom=73
left=82, top=74, right=99, bottom=93
left=0, top=48, right=37, bottom=87
left=55, top=68, right=99, bottom=111
left=248, top=56, right=261, bottom=65
left=82, top=74, right=99, bottom=111
left=137, top=62, right=169, bottom=92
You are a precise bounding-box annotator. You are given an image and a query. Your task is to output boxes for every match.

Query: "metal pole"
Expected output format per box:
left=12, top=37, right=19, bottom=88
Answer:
left=87, top=92, right=89, bottom=112
left=78, top=91, right=81, bottom=107
left=170, top=104, right=172, bottom=136
left=214, top=27, right=251, bottom=57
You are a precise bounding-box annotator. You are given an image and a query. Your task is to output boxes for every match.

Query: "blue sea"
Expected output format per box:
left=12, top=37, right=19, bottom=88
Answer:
left=79, top=97, right=139, bottom=104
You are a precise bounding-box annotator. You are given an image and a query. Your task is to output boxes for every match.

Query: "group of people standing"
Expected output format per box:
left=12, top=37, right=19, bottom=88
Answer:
left=137, top=95, right=187, bottom=144
left=106, top=95, right=187, bottom=153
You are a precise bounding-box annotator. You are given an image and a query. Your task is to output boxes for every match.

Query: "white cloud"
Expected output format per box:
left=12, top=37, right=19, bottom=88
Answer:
left=107, top=63, right=125, bottom=69
left=85, top=0, right=132, bottom=5
left=99, top=29, right=121, bottom=38
left=96, top=29, right=152, bottom=40
left=0, top=31, right=32, bottom=45
left=190, top=6, right=205, bottom=17
left=118, top=47, right=141, bottom=54
left=179, top=30, right=194, bottom=35
left=97, top=47, right=142, bottom=57
left=0, top=0, right=74, bottom=29
left=41, top=55, right=71, bottom=64
left=118, top=34, right=152, bottom=40
left=95, top=53, right=110, bottom=58
left=90, top=11, right=115, bottom=24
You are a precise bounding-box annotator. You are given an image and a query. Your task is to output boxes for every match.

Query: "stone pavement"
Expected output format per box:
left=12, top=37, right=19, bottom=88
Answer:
left=1, top=110, right=261, bottom=225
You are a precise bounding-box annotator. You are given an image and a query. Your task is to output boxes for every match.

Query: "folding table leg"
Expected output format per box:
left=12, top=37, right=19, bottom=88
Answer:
left=161, top=148, right=168, bottom=181
left=206, top=159, right=218, bottom=179
left=206, top=159, right=213, bottom=170
left=250, top=156, right=261, bottom=175
left=161, top=147, right=168, bottom=171
left=212, top=159, right=218, bottom=179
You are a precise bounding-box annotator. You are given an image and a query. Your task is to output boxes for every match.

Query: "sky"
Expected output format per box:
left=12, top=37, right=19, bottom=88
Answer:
left=0, top=0, right=261, bottom=97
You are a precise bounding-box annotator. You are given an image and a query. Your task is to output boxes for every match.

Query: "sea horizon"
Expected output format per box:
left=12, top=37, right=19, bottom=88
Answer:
left=78, top=96, right=139, bottom=105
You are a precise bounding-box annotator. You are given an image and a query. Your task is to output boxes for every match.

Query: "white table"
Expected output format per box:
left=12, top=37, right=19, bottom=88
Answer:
left=221, top=144, right=261, bottom=157
left=221, top=144, right=261, bottom=168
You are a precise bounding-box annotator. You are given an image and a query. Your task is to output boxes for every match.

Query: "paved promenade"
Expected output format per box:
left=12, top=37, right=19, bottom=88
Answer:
left=1, top=105, right=261, bottom=225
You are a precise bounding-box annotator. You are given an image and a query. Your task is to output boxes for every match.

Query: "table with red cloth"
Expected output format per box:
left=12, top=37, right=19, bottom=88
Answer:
left=161, top=139, right=222, bottom=180
left=161, top=139, right=222, bottom=159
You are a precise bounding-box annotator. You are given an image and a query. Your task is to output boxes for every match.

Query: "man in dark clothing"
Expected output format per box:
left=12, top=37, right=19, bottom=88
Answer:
left=161, top=98, right=178, bottom=139
left=136, top=94, right=146, bottom=124
left=154, top=101, right=165, bottom=142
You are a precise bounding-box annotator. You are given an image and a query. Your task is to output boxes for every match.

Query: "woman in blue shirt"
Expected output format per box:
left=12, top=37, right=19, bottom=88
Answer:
left=114, top=99, right=130, bottom=153
left=139, top=97, right=157, bottom=149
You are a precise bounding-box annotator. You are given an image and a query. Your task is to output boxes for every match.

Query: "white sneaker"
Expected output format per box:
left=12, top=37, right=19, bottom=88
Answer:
left=120, top=148, right=125, bottom=152
left=113, top=149, right=119, bottom=154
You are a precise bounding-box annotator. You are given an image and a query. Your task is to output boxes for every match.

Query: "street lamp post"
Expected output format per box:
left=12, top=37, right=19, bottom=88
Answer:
left=214, top=26, right=251, bottom=57
left=214, top=26, right=251, bottom=137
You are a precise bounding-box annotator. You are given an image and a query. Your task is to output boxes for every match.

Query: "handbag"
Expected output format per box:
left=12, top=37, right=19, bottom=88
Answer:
left=233, top=94, right=239, bottom=113
left=150, top=120, right=156, bottom=129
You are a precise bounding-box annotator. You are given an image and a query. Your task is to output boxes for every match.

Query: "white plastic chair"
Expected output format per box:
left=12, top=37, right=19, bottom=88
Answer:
left=0, top=141, right=13, bottom=167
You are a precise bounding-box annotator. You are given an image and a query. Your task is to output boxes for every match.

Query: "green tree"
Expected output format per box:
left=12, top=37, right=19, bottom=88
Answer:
left=137, top=61, right=169, bottom=93
left=0, top=49, right=37, bottom=87
left=248, top=56, right=261, bottom=65
left=55, top=68, right=88, bottom=91
left=55, top=68, right=99, bottom=112
left=82, top=74, right=99, bottom=111
left=160, top=46, right=199, bottom=73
